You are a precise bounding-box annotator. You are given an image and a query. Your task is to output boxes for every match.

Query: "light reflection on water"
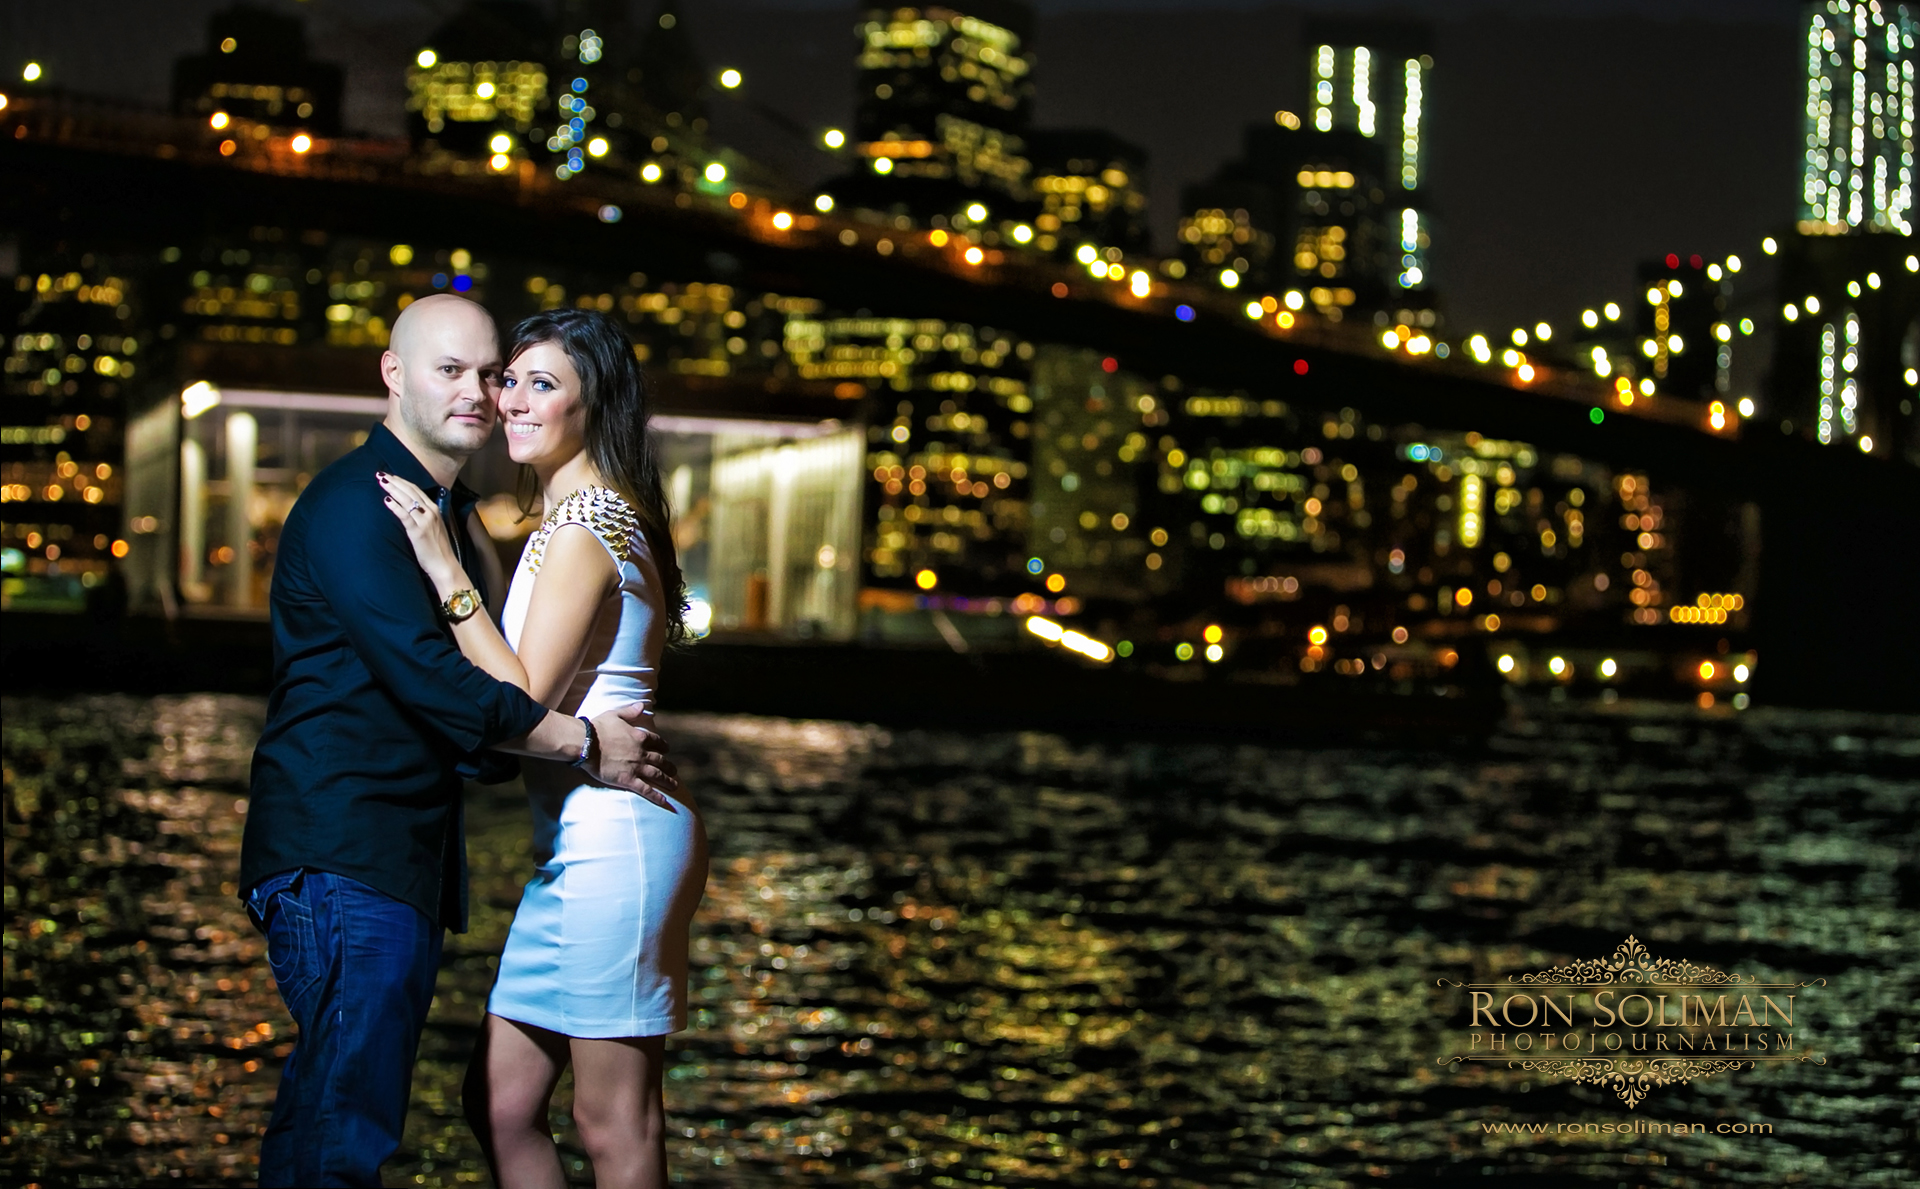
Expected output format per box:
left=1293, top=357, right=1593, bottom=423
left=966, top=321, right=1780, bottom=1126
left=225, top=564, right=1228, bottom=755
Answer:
left=3, top=694, right=1915, bottom=1186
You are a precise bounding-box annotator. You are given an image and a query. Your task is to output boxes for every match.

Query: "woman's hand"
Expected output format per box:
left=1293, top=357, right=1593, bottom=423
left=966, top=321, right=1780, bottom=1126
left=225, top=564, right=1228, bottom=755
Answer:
left=377, top=472, right=470, bottom=597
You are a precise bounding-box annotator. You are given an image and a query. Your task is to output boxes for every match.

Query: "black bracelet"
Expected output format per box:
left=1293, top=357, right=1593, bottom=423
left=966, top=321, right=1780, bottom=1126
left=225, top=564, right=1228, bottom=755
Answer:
left=569, top=715, right=596, bottom=769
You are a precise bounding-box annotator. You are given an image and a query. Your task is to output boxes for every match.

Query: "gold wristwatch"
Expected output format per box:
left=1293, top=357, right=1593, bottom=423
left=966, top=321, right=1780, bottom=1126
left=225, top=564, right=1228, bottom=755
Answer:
left=439, top=589, right=482, bottom=624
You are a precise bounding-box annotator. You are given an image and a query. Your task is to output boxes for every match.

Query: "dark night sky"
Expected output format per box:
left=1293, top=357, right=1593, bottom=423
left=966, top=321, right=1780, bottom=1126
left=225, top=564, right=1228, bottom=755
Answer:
left=5, top=0, right=1808, bottom=368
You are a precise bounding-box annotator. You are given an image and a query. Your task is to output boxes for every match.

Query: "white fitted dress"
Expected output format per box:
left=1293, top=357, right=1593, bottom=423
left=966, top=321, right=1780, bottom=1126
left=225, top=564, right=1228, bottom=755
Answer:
left=486, top=486, right=707, bottom=1038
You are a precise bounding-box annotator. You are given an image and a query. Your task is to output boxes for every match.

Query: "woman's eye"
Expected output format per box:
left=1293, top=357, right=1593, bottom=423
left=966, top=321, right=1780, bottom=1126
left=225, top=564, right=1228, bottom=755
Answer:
left=502, top=377, right=516, bottom=388
left=534, top=380, right=551, bottom=391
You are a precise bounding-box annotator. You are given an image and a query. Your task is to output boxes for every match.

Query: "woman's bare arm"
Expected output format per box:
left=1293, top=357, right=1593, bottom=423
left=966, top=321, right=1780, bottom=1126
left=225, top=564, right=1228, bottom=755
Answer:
left=377, top=474, right=616, bottom=702
left=505, top=524, right=618, bottom=707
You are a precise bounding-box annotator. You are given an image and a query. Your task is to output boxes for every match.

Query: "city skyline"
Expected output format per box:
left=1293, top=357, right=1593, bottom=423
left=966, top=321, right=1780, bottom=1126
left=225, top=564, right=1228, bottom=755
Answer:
left=6, top=0, right=1817, bottom=349
left=1, top=0, right=1914, bottom=713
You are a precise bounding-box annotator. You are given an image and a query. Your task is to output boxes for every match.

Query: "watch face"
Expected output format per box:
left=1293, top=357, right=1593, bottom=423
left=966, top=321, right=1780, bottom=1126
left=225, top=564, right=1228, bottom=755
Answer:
left=447, top=590, right=479, bottom=620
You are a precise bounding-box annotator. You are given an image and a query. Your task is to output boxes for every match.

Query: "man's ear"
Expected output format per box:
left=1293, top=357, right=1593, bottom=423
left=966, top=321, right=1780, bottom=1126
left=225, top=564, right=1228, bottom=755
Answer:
left=380, top=350, right=405, bottom=399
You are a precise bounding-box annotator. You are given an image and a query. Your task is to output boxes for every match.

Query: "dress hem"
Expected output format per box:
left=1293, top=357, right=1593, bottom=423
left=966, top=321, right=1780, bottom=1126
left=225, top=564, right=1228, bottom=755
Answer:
left=486, top=1001, right=687, bottom=1039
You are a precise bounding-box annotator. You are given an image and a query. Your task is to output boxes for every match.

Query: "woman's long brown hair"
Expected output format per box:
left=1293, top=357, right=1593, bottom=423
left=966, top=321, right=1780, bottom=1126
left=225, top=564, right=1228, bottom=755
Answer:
left=506, top=308, right=689, bottom=644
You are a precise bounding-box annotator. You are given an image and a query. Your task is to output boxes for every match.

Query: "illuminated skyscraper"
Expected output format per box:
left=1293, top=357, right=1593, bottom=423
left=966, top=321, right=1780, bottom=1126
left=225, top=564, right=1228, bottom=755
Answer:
left=407, top=1, right=553, bottom=161
left=1, top=268, right=139, bottom=611
left=172, top=3, right=344, bottom=136
left=1177, top=118, right=1396, bottom=316
left=1771, top=3, right=1918, bottom=455
left=786, top=316, right=1035, bottom=593
left=1633, top=254, right=1731, bottom=401
left=1302, top=18, right=1435, bottom=309
left=1025, top=130, right=1149, bottom=260
left=829, top=3, right=1037, bottom=228
left=1798, top=2, right=1916, bottom=233
left=1284, top=126, right=1396, bottom=321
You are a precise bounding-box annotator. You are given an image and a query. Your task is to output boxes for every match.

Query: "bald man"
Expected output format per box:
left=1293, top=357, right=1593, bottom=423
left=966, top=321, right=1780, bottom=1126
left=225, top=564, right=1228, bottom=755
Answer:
left=240, top=295, right=676, bottom=1187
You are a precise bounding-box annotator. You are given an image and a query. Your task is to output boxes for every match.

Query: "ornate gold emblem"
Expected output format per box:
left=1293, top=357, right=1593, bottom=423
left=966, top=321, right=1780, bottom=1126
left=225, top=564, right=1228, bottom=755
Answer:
left=525, top=486, right=639, bottom=574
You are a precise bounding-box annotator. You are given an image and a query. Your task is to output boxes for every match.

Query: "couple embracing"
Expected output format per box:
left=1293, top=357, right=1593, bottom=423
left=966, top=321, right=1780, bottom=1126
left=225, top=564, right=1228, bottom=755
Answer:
left=238, top=293, right=707, bottom=1188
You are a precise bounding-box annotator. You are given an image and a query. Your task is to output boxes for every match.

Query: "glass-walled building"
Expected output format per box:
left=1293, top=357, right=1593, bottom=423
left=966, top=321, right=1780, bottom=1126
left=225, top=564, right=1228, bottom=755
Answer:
left=1798, top=2, right=1915, bottom=234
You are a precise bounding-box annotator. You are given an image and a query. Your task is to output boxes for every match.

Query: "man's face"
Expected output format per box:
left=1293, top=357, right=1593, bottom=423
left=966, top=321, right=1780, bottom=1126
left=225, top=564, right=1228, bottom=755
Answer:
left=390, top=301, right=501, bottom=461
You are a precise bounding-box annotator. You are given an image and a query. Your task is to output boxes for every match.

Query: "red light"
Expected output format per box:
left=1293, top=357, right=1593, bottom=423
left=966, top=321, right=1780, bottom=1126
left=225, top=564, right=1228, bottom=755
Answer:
left=1689, top=254, right=1703, bottom=268
left=1051, top=281, right=1068, bottom=298
left=1293, top=359, right=1309, bottom=375
left=1665, top=253, right=1679, bottom=268
left=1101, top=357, right=1118, bottom=373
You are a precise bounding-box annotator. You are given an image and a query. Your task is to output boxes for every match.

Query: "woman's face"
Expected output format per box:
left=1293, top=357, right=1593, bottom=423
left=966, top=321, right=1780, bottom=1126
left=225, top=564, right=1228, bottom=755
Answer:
left=499, top=340, right=588, bottom=469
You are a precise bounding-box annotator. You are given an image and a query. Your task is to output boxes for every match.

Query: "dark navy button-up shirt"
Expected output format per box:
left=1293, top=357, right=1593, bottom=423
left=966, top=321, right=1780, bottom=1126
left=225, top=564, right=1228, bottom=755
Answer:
left=241, top=422, right=544, bottom=931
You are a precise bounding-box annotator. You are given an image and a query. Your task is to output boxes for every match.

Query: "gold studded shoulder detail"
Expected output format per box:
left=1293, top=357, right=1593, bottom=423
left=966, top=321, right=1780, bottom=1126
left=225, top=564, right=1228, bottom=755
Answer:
left=525, top=485, right=639, bottom=574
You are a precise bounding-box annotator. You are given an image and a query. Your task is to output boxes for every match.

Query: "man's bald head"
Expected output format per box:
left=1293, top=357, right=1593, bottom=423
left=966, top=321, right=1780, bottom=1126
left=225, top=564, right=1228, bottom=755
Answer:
left=389, top=293, right=494, bottom=363
left=379, top=294, right=503, bottom=482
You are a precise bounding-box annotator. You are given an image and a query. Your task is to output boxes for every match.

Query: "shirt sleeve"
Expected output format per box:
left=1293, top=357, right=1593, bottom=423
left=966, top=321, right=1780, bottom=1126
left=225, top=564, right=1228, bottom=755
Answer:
left=305, top=475, right=547, bottom=751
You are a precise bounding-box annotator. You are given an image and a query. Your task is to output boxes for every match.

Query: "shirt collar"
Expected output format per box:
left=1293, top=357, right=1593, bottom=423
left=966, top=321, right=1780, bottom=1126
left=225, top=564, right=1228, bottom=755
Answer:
left=365, top=421, right=479, bottom=509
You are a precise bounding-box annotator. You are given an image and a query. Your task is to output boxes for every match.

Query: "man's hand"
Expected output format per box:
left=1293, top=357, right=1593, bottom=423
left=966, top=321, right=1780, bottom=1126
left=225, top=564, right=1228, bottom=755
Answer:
left=589, top=702, right=679, bottom=812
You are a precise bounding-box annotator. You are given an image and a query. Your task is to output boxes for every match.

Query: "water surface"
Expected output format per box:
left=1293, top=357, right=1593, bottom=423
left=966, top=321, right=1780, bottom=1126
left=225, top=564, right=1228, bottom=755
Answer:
left=3, top=694, right=1915, bottom=1186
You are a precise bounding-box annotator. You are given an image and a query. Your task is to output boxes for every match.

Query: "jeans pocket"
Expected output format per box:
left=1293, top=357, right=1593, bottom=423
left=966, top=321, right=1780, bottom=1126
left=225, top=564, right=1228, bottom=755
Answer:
left=260, top=877, right=322, bottom=1013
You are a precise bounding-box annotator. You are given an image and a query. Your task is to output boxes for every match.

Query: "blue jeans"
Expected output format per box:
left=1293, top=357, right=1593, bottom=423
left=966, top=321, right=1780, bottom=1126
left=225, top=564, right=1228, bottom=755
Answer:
left=245, top=869, right=443, bottom=1188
